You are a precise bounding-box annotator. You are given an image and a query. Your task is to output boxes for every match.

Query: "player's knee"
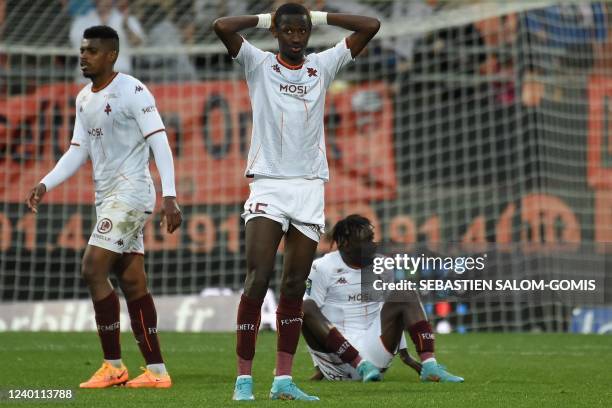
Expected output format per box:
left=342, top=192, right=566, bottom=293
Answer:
left=280, top=276, right=306, bottom=298
left=81, top=256, right=105, bottom=284
left=244, top=269, right=270, bottom=298
left=119, top=274, right=146, bottom=298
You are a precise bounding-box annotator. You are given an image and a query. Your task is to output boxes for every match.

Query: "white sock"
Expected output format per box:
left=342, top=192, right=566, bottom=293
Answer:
left=274, top=375, right=292, bottom=381
left=422, top=357, right=437, bottom=365
left=147, top=363, right=167, bottom=375
left=237, top=375, right=252, bottom=379
left=105, top=359, right=123, bottom=368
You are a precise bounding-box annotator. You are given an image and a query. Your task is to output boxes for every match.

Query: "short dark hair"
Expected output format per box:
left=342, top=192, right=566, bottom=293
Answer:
left=274, top=2, right=311, bottom=28
left=331, top=214, right=374, bottom=248
left=83, top=25, right=119, bottom=51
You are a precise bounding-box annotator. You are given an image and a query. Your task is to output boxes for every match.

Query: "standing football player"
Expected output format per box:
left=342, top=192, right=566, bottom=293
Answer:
left=302, top=214, right=464, bottom=383
left=213, top=2, right=380, bottom=401
left=26, top=25, right=181, bottom=389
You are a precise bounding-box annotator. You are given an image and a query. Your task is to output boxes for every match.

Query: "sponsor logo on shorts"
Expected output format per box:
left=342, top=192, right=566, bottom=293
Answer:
left=420, top=333, right=435, bottom=340
left=237, top=323, right=256, bottom=331
left=148, top=327, right=158, bottom=334
left=97, top=218, right=113, bottom=234
left=92, top=233, right=111, bottom=242
left=115, top=239, right=124, bottom=247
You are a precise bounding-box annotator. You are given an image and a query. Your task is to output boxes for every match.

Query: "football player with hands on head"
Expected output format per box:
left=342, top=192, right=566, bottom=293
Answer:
left=214, top=2, right=380, bottom=401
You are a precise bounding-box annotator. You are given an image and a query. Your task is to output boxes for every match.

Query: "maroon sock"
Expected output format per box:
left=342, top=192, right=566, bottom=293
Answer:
left=408, top=320, right=435, bottom=361
left=93, top=291, right=121, bottom=360
left=325, top=327, right=361, bottom=368
left=236, top=294, right=264, bottom=376
left=275, top=295, right=303, bottom=376
left=127, top=293, right=163, bottom=364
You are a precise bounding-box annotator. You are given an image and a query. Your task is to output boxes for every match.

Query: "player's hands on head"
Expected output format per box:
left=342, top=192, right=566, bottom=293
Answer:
left=160, top=196, right=182, bottom=234
left=26, top=183, right=46, bottom=214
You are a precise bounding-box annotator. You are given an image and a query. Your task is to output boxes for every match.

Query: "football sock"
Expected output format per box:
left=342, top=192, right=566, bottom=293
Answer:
left=128, top=293, right=164, bottom=364
left=236, top=294, right=264, bottom=376
left=105, top=359, right=123, bottom=369
left=93, top=291, right=121, bottom=360
left=325, top=327, right=361, bottom=368
left=146, top=363, right=168, bottom=375
left=408, top=320, right=435, bottom=362
left=275, top=295, right=303, bottom=376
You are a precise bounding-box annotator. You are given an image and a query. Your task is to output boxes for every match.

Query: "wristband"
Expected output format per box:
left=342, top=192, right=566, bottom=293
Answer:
left=256, top=13, right=272, bottom=29
left=310, top=11, right=328, bottom=26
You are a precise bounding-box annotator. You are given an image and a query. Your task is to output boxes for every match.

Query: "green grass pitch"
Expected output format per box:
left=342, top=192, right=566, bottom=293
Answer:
left=0, top=332, right=610, bottom=407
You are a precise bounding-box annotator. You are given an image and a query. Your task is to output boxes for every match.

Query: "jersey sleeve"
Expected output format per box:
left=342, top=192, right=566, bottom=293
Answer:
left=304, top=259, right=329, bottom=307
left=316, top=38, right=354, bottom=88
left=233, top=38, right=268, bottom=74
left=126, top=82, right=165, bottom=139
left=70, top=105, right=89, bottom=149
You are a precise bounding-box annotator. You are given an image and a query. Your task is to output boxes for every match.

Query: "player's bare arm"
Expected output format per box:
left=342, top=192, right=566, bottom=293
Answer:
left=212, top=15, right=259, bottom=58
left=326, top=13, right=381, bottom=58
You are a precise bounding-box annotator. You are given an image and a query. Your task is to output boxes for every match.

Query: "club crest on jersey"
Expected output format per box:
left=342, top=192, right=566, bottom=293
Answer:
left=279, top=83, right=308, bottom=96
left=97, top=218, right=113, bottom=234
left=307, top=67, right=318, bottom=77
left=104, top=103, right=112, bottom=116
left=272, top=64, right=281, bottom=74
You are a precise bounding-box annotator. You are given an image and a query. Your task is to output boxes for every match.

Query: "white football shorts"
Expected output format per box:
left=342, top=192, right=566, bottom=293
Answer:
left=307, top=313, right=408, bottom=381
left=88, top=199, right=151, bottom=255
left=241, top=176, right=325, bottom=242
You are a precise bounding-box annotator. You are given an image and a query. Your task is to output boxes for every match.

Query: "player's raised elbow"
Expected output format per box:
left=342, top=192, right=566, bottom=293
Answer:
left=367, top=18, right=381, bottom=36
left=212, top=17, right=229, bottom=36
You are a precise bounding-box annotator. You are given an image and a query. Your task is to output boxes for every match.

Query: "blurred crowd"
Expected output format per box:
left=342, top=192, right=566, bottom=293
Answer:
left=0, top=0, right=610, bottom=108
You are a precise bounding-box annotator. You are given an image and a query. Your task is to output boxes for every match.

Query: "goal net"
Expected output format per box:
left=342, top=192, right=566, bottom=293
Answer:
left=0, top=0, right=610, bottom=332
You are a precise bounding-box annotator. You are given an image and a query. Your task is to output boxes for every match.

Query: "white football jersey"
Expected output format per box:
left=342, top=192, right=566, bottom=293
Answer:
left=305, top=250, right=382, bottom=332
left=71, top=73, right=165, bottom=212
left=235, top=38, right=353, bottom=181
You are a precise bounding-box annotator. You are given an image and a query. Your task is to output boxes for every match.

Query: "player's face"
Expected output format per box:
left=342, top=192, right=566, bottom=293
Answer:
left=79, top=38, right=116, bottom=79
left=340, top=226, right=376, bottom=268
left=274, top=14, right=311, bottom=63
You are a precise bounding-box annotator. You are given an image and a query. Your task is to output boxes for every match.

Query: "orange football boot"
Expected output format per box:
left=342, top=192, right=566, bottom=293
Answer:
left=125, top=367, right=172, bottom=389
left=79, top=361, right=128, bottom=388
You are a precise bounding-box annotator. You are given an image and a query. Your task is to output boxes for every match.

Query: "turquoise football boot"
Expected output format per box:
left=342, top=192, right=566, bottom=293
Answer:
left=269, top=377, right=319, bottom=401
left=356, top=360, right=381, bottom=382
left=233, top=376, right=255, bottom=401
left=420, top=361, right=464, bottom=383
